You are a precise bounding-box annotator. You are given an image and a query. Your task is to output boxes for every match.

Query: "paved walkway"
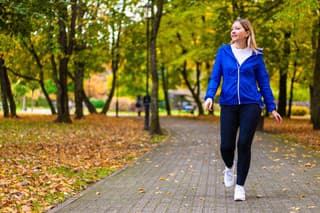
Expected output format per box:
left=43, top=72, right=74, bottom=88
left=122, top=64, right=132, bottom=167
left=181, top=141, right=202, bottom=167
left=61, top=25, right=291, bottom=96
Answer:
left=49, top=117, right=320, bottom=213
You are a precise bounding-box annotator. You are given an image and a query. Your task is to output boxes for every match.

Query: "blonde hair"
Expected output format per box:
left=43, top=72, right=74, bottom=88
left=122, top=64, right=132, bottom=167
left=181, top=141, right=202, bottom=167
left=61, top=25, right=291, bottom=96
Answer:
left=231, top=18, right=258, bottom=52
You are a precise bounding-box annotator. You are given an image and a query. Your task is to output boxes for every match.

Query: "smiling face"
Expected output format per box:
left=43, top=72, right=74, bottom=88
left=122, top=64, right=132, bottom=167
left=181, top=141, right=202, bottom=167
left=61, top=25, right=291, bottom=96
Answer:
left=230, top=21, right=249, bottom=44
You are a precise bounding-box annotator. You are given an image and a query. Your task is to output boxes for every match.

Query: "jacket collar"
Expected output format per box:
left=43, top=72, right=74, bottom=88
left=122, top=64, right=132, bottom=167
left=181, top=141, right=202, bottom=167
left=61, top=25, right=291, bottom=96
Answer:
left=222, top=44, right=263, bottom=56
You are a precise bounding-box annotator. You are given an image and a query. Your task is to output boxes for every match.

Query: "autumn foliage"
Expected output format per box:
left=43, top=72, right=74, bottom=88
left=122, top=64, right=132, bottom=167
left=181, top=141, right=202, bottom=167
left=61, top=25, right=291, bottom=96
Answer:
left=0, top=115, right=155, bottom=212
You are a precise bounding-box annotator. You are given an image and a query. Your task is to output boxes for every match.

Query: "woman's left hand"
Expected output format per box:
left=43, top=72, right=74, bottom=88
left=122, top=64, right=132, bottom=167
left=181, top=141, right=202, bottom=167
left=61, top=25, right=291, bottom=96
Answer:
left=271, top=110, right=282, bottom=123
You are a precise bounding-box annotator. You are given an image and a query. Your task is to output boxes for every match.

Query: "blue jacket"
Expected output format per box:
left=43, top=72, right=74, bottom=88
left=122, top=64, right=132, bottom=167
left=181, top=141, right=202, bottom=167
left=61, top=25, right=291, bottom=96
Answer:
left=204, top=44, right=276, bottom=112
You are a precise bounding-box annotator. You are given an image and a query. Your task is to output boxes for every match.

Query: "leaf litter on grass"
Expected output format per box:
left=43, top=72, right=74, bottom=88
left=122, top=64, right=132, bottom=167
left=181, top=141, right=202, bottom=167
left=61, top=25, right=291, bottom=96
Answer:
left=0, top=114, right=157, bottom=212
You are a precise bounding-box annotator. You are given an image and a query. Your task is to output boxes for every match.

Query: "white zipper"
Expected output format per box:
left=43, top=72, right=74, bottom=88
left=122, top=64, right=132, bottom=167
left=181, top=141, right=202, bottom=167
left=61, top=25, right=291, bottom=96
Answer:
left=237, top=64, right=241, bottom=104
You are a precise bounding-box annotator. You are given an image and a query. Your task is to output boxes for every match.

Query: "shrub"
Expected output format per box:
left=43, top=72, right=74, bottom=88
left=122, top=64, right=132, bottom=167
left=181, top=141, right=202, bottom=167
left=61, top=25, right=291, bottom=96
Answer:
left=90, top=99, right=105, bottom=108
left=288, top=106, right=309, bottom=116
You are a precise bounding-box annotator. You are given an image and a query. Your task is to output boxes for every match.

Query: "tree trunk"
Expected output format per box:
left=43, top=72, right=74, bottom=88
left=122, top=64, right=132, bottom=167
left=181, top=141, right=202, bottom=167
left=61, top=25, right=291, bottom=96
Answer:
left=160, top=64, right=171, bottom=116
left=55, top=57, right=71, bottom=123
left=287, top=59, right=298, bottom=118
left=100, top=1, right=125, bottom=115
left=100, top=31, right=119, bottom=115
left=311, top=11, right=320, bottom=129
left=40, top=79, right=56, bottom=115
left=21, top=38, right=56, bottom=115
left=54, top=0, right=77, bottom=123
left=55, top=34, right=71, bottom=123
left=195, top=62, right=204, bottom=115
left=0, top=56, right=9, bottom=117
left=278, top=72, right=287, bottom=116
left=82, top=89, right=97, bottom=114
left=0, top=56, right=17, bottom=117
left=101, top=69, right=116, bottom=115
left=4, top=67, right=17, bottom=117
left=205, top=64, right=214, bottom=115
left=55, top=25, right=71, bottom=123
left=277, top=31, right=291, bottom=117
left=51, top=54, right=60, bottom=115
left=180, top=62, right=193, bottom=112
left=149, top=0, right=164, bottom=135
left=74, top=62, right=84, bottom=119
left=176, top=32, right=205, bottom=116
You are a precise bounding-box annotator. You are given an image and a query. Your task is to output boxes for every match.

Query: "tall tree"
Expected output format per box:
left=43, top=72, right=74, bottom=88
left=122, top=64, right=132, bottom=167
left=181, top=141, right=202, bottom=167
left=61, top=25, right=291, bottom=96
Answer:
left=160, top=64, right=171, bottom=115
left=277, top=31, right=291, bottom=117
left=101, top=1, right=127, bottom=115
left=287, top=44, right=298, bottom=118
left=72, top=0, right=90, bottom=119
left=53, top=0, right=77, bottom=123
left=149, top=0, right=165, bottom=134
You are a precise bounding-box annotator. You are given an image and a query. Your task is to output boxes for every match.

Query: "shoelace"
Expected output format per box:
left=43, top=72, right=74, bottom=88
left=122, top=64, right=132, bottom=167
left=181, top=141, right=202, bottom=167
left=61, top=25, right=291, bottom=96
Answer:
left=235, top=186, right=245, bottom=194
left=224, top=169, right=233, bottom=179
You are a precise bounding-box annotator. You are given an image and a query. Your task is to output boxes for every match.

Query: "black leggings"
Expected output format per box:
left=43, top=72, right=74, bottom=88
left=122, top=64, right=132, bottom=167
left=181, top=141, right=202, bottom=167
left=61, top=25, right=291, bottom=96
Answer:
left=220, top=104, right=262, bottom=186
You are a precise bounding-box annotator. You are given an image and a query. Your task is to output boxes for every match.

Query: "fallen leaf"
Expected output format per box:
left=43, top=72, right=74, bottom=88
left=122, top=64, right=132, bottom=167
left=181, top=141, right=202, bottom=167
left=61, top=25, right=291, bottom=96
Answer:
left=159, top=177, right=169, bottom=181
left=138, top=188, right=146, bottom=193
left=304, top=162, right=316, bottom=168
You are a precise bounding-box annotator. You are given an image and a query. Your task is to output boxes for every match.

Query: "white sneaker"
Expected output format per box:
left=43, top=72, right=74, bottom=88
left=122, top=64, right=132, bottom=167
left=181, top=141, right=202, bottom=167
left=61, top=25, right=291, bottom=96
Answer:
left=234, top=184, right=246, bottom=201
left=223, top=167, right=234, bottom=187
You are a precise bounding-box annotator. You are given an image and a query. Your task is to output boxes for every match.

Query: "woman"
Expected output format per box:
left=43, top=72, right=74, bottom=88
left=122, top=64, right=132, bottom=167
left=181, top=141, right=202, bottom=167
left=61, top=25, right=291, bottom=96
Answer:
left=204, top=18, right=282, bottom=201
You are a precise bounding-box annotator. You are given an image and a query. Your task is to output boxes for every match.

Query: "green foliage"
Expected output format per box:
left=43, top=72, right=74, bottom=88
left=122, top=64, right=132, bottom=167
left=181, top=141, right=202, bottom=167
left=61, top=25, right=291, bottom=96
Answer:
left=0, top=0, right=317, bottom=115
left=13, top=81, right=29, bottom=97
left=34, top=97, right=49, bottom=107
left=90, top=98, right=105, bottom=109
left=44, top=79, right=57, bottom=94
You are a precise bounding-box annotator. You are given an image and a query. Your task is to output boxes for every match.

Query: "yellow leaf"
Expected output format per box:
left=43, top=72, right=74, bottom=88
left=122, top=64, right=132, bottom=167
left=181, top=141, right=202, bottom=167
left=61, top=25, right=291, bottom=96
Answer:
left=304, top=162, right=316, bottom=168
left=159, top=177, right=168, bottom=181
left=138, top=188, right=146, bottom=193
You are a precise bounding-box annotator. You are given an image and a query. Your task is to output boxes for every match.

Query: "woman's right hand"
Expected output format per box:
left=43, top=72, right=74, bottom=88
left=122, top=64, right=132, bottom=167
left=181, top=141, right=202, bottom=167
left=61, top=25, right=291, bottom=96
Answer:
left=271, top=110, right=283, bottom=123
left=204, top=98, right=213, bottom=111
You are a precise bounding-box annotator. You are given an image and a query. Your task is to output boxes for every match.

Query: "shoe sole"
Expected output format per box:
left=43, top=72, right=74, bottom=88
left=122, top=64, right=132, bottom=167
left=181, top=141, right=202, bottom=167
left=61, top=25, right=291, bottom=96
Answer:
left=224, top=183, right=234, bottom=187
left=234, top=198, right=245, bottom=201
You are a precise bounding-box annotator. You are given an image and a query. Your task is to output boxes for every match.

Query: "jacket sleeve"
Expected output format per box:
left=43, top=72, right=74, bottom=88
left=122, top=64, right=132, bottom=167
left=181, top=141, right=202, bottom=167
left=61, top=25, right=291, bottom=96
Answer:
left=204, top=47, right=223, bottom=100
left=255, top=55, right=276, bottom=112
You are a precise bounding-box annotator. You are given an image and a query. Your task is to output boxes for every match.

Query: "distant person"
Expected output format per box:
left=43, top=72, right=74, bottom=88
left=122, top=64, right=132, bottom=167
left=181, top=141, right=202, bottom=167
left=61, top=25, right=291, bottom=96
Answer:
left=135, top=94, right=143, bottom=116
left=204, top=18, right=282, bottom=201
